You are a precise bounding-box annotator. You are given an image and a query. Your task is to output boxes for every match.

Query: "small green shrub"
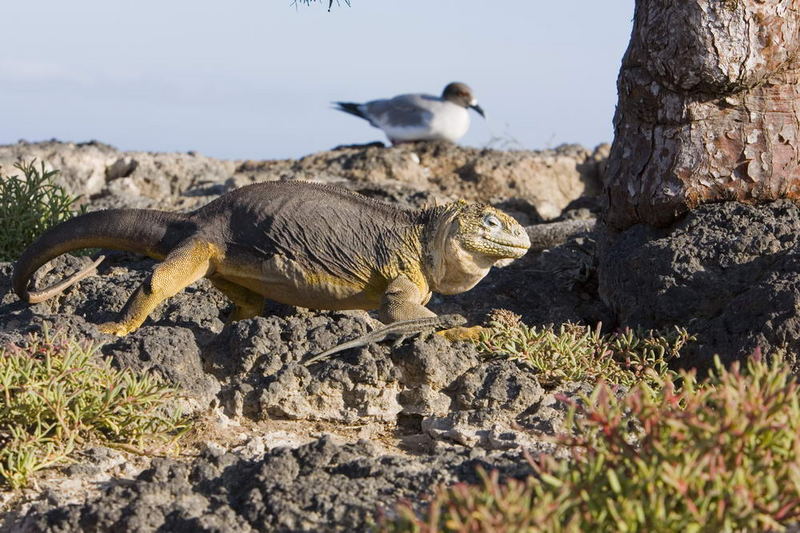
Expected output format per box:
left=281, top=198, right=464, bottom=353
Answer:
left=0, top=331, right=188, bottom=489
left=475, top=310, right=692, bottom=387
left=385, top=353, right=800, bottom=532
left=0, top=160, right=85, bottom=261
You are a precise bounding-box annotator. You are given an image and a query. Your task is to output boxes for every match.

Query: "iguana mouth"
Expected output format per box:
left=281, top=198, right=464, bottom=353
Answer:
left=489, top=239, right=528, bottom=249
left=481, top=237, right=530, bottom=257
left=485, top=236, right=529, bottom=248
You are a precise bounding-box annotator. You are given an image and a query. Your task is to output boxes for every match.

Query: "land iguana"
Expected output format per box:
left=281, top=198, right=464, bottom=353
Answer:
left=12, top=181, right=531, bottom=336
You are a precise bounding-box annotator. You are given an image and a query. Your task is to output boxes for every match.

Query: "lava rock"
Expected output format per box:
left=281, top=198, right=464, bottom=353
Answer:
left=16, top=437, right=534, bottom=533
left=599, top=200, right=800, bottom=368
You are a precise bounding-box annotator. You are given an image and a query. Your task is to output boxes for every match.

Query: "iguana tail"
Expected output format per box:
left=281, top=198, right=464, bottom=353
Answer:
left=13, top=209, right=192, bottom=303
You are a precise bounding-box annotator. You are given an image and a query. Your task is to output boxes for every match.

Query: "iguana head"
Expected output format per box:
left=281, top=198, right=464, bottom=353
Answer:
left=450, top=203, right=530, bottom=261
left=424, top=201, right=531, bottom=295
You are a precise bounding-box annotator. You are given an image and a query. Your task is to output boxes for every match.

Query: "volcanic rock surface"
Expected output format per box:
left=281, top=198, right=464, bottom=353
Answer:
left=0, top=140, right=605, bottom=532
left=598, top=200, right=800, bottom=369
left=5, top=138, right=798, bottom=531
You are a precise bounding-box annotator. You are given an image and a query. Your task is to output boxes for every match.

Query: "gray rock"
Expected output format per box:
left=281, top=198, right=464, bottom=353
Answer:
left=16, top=437, right=534, bottom=533
left=1, top=139, right=606, bottom=219
left=598, top=200, right=800, bottom=368
left=422, top=412, right=541, bottom=451
left=204, top=313, right=406, bottom=421
left=103, top=326, right=220, bottom=414
left=419, top=360, right=553, bottom=452
left=449, top=360, right=545, bottom=414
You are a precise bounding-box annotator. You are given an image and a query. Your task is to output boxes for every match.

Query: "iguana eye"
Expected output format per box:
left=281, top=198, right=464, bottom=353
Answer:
left=482, top=214, right=502, bottom=230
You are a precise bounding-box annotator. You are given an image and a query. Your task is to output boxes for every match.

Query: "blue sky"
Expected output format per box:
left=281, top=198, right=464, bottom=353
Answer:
left=1, top=1, right=634, bottom=160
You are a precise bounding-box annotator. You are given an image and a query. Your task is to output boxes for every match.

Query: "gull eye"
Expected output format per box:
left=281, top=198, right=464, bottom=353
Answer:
left=482, top=214, right=502, bottom=230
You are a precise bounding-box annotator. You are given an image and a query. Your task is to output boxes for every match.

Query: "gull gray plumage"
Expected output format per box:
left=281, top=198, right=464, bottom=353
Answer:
left=334, top=82, right=485, bottom=144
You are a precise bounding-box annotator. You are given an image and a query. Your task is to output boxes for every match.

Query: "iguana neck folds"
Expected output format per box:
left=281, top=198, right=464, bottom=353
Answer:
left=419, top=203, right=508, bottom=295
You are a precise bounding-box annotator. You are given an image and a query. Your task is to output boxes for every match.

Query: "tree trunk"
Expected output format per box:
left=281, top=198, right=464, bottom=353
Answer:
left=604, top=0, right=800, bottom=229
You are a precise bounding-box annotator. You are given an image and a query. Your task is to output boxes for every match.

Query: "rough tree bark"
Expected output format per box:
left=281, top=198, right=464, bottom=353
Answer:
left=604, top=0, right=800, bottom=229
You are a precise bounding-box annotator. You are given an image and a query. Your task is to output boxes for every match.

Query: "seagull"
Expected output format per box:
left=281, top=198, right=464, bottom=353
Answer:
left=334, top=82, right=485, bottom=144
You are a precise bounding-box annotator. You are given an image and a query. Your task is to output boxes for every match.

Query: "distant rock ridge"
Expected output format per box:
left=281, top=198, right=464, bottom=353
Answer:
left=0, top=139, right=607, bottom=221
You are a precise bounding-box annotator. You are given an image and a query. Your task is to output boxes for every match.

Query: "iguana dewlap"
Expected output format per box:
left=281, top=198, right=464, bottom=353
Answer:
left=13, top=181, right=530, bottom=336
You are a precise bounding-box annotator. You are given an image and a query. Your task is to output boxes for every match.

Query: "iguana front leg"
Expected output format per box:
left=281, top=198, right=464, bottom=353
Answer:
left=98, top=240, right=219, bottom=335
left=378, top=275, right=483, bottom=341
left=378, top=275, right=436, bottom=323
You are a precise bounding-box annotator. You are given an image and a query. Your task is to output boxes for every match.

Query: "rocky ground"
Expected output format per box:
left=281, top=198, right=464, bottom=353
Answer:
left=0, top=140, right=606, bottom=532
left=2, top=139, right=799, bottom=531
left=599, top=199, right=800, bottom=370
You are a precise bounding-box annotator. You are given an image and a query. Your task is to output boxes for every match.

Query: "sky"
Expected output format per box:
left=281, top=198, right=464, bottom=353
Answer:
left=1, top=1, right=634, bottom=161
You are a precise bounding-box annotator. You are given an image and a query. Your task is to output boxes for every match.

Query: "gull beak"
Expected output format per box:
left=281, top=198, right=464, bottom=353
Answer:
left=470, top=103, right=485, bottom=118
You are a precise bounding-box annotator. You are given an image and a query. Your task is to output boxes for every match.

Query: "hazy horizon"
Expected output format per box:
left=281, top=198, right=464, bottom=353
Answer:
left=2, top=1, right=634, bottom=160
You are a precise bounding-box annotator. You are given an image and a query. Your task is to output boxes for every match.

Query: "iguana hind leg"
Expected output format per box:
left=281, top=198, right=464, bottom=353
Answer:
left=209, top=276, right=265, bottom=322
left=98, top=240, right=220, bottom=336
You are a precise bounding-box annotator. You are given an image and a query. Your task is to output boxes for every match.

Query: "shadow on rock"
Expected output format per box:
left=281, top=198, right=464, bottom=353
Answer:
left=599, top=200, right=800, bottom=369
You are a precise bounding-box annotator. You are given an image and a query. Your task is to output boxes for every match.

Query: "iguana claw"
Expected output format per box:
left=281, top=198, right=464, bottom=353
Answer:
left=436, top=325, right=487, bottom=342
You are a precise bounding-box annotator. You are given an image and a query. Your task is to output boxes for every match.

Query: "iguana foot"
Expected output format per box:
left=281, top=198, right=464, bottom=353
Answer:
left=97, top=321, right=131, bottom=336
left=437, top=325, right=487, bottom=342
